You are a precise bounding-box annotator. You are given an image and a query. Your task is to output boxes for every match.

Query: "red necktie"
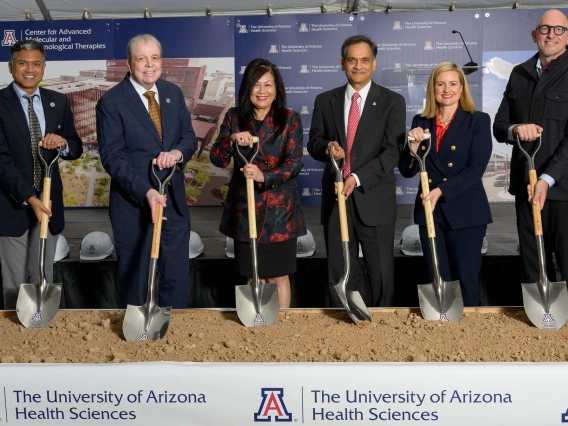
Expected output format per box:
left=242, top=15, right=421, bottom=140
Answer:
left=344, top=92, right=360, bottom=178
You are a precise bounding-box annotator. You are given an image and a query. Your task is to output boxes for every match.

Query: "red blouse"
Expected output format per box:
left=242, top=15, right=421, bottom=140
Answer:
left=435, top=109, right=458, bottom=152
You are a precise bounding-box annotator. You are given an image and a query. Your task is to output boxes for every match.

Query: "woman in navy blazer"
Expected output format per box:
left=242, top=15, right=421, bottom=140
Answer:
left=398, top=62, right=492, bottom=306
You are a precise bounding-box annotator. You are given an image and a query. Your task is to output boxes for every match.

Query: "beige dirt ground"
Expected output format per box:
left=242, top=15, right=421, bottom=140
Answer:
left=0, top=309, right=566, bottom=363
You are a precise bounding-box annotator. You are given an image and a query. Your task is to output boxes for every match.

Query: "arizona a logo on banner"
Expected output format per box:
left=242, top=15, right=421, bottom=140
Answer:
left=254, top=388, right=292, bottom=422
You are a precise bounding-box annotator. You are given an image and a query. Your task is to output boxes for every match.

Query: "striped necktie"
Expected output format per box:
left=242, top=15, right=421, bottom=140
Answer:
left=23, top=94, right=43, bottom=192
left=344, top=91, right=360, bottom=178
left=143, top=91, right=162, bottom=142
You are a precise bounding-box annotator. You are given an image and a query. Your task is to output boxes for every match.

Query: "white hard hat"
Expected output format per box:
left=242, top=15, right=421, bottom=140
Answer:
left=481, top=237, right=488, bottom=255
left=80, top=231, right=114, bottom=261
left=296, top=229, right=316, bottom=257
left=225, top=236, right=235, bottom=258
left=189, top=231, right=204, bottom=258
left=397, top=224, right=423, bottom=256
left=54, top=235, right=69, bottom=262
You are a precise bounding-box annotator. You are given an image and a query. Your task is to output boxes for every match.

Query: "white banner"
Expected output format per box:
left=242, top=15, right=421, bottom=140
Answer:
left=0, top=362, right=567, bottom=425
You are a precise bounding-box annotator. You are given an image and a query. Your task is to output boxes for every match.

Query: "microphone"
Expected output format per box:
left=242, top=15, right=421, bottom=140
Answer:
left=452, top=30, right=477, bottom=75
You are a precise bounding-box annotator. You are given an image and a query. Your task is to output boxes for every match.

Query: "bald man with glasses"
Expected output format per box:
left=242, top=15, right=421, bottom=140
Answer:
left=493, top=9, right=568, bottom=286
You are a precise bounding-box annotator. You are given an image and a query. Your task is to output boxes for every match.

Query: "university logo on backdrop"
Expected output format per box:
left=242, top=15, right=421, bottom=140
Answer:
left=300, top=65, right=309, bottom=73
left=269, top=45, right=278, bottom=54
left=238, top=25, right=248, bottom=33
left=299, top=23, right=309, bottom=32
left=300, top=106, right=310, bottom=115
left=424, top=41, right=434, bottom=50
left=396, top=186, right=404, bottom=195
left=2, top=30, right=17, bottom=46
left=254, top=388, right=292, bottom=422
left=302, top=188, right=312, bottom=196
left=393, top=21, right=403, bottom=30
left=394, top=63, right=401, bottom=69
left=239, top=66, right=247, bottom=75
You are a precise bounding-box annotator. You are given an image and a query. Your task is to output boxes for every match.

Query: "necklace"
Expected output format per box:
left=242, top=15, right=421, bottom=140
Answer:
left=438, top=115, right=452, bottom=125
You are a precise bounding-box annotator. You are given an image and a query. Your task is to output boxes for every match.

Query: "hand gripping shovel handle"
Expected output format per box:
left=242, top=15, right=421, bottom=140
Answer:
left=37, top=141, right=60, bottom=241
left=150, top=159, right=177, bottom=259
left=528, top=170, right=543, bottom=236
left=408, top=134, right=435, bottom=238
left=234, top=137, right=260, bottom=239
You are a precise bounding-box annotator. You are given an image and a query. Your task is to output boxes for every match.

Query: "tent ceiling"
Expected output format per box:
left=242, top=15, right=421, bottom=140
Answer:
left=1, top=0, right=565, bottom=21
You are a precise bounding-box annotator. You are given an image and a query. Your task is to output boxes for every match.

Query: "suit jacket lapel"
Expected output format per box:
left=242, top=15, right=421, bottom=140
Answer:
left=123, top=77, right=162, bottom=146
left=4, top=85, right=32, bottom=154
left=331, top=86, right=346, bottom=147
left=437, top=106, right=467, bottom=162
left=40, top=89, right=57, bottom=134
left=420, top=117, right=445, bottom=176
left=157, top=81, right=173, bottom=150
left=353, top=82, right=380, bottom=146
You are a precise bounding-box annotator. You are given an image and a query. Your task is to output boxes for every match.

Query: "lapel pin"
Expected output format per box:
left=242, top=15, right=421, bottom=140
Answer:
left=372, top=102, right=376, bottom=105
left=50, top=102, right=55, bottom=107
left=57, top=124, right=61, bottom=129
left=166, top=98, right=171, bottom=104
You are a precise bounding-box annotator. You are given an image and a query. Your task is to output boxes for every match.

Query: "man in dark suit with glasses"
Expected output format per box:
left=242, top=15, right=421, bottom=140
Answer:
left=494, top=9, right=568, bottom=285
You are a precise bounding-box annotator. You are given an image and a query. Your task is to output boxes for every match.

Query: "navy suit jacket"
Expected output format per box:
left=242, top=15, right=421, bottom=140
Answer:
left=96, top=76, right=197, bottom=221
left=0, top=84, right=82, bottom=237
left=398, top=107, right=493, bottom=230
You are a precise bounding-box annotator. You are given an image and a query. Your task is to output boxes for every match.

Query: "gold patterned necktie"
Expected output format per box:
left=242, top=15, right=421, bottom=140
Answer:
left=143, top=91, right=162, bottom=142
left=24, top=94, right=44, bottom=192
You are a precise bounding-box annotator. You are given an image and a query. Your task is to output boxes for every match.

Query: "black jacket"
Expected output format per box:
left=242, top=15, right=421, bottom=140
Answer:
left=308, top=82, right=406, bottom=226
left=493, top=51, right=568, bottom=200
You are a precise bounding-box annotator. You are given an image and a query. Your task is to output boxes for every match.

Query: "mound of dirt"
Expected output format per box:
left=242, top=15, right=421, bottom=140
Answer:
left=0, top=309, right=565, bottom=363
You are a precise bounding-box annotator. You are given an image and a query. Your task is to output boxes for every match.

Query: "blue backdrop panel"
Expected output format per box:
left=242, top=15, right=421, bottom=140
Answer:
left=0, top=20, right=113, bottom=60
left=360, top=11, right=483, bottom=204
left=234, top=14, right=357, bottom=206
left=113, top=17, right=233, bottom=58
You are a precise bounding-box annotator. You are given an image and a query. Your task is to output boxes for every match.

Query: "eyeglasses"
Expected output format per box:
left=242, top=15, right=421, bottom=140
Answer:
left=536, top=25, right=568, bottom=36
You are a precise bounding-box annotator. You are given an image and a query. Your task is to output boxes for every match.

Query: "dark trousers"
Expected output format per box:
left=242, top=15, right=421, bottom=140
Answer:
left=324, top=197, right=395, bottom=307
left=112, top=188, right=190, bottom=309
left=515, top=196, right=568, bottom=283
left=418, top=210, right=486, bottom=307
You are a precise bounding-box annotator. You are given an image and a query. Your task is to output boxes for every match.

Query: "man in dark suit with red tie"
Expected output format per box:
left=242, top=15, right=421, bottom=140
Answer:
left=0, top=40, right=82, bottom=309
left=96, top=34, right=197, bottom=308
left=308, top=35, right=406, bottom=307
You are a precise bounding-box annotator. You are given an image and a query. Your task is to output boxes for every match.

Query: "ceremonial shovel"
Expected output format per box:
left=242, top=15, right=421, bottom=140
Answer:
left=517, top=134, right=568, bottom=330
left=122, top=159, right=175, bottom=341
left=17, top=142, right=62, bottom=328
left=328, top=144, right=371, bottom=323
left=234, top=136, right=279, bottom=327
left=409, top=134, right=463, bottom=322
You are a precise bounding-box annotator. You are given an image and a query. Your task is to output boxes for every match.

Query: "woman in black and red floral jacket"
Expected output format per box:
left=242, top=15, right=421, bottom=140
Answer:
left=210, top=58, right=306, bottom=308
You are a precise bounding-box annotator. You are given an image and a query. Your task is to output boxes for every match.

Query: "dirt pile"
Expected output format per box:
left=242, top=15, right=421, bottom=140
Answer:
left=0, top=309, right=565, bottom=363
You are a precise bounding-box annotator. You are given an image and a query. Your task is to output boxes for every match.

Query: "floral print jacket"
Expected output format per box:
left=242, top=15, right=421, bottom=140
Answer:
left=210, top=107, right=307, bottom=243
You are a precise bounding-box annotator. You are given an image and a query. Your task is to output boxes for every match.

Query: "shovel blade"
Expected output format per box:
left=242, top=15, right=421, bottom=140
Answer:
left=331, top=283, right=372, bottom=323
left=235, top=282, right=279, bottom=327
left=16, top=283, right=61, bottom=328
left=418, top=280, right=463, bottom=322
left=122, top=304, right=171, bottom=341
left=521, top=281, right=568, bottom=330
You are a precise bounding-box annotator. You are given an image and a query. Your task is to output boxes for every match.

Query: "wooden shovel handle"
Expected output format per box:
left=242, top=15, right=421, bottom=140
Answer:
left=337, top=182, right=349, bottom=242
left=420, top=172, right=435, bottom=238
left=151, top=197, right=164, bottom=259
left=39, top=177, right=51, bottom=240
left=529, top=169, right=543, bottom=236
left=247, top=178, right=257, bottom=239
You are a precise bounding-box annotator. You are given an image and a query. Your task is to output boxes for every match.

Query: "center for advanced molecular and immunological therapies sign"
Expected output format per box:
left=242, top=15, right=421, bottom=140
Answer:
left=0, top=362, right=567, bottom=425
